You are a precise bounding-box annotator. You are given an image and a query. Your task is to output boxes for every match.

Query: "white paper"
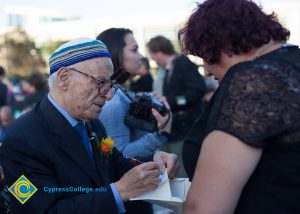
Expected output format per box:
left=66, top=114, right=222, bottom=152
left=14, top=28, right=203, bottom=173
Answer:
left=130, top=171, right=191, bottom=213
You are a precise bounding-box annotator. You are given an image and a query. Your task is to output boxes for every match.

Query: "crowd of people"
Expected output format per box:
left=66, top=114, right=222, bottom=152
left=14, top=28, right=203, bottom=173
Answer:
left=0, top=0, right=300, bottom=213
left=0, top=69, right=48, bottom=144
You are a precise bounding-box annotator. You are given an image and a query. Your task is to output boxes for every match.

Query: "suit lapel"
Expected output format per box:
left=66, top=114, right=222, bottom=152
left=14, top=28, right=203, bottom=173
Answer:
left=39, top=97, right=102, bottom=186
left=87, top=121, right=111, bottom=185
left=60, top=130, right=101, bottom=186
left=90, top=140, right=110, bottom=184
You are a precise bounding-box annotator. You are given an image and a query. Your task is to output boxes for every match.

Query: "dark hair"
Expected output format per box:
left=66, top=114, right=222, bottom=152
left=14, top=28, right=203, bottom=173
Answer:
left=178, top=0, right=290, bottom=64
left=96, top=28, right=133, bottom=71
left=147, top=36, right=175, bottom=55
left=27, top=72, right=48, bottom=91
left=141, top=57, right=150, bottom=70
left=0, top=66, right=5, bottom=77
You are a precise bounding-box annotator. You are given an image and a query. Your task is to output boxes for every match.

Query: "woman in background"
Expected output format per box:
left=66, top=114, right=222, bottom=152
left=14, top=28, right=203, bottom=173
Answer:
left=97, top=28, right=175, bottom=214
left=8, top=72, right=48, bottom=113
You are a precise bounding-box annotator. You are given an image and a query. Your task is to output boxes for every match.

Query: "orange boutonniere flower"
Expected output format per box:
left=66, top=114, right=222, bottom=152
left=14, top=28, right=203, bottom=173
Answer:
left=99, top=137, right=115, bottom=156
left=90, top=132, right=115, bottom=157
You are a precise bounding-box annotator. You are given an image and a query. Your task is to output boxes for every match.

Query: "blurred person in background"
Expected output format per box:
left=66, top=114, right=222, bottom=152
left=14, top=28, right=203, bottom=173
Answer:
left=147, top=36, right=206, bottom=143
left=178, top=0, right=300, bottom=213
left=147, top=36, right=206, bottom=181
left=0, top=106, right=14, bottom=144
left=0, top=67, right=8, bottom=108
left=202, top=77, right=218, bottom=104
left=97, top=28, right=175, bottom=214
left=97, top=28, right=173, bottom=162
left=129, top=57, right=153, bottom=93
left=8, top=72, right=48, bottom=113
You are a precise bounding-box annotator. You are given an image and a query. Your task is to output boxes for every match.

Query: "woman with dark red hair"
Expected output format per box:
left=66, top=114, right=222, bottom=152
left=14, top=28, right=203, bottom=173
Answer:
left=179, top=0, right=300, bottom=213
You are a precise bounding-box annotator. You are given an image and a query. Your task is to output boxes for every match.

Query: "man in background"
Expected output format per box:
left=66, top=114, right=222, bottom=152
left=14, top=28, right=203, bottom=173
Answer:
left=0, top=67, right=7, bottom=108
left=0, top=106, right=14, bottom=144
left=147, top=36, right=206, bottom=142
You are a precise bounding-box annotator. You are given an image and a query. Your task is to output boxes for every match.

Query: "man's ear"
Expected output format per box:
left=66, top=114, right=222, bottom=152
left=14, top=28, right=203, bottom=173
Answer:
left=56, top=67, right=70, bottom=90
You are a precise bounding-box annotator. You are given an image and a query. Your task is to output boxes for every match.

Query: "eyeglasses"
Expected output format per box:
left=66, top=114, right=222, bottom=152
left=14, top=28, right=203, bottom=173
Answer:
left=68, top=67, right=118, bottom=96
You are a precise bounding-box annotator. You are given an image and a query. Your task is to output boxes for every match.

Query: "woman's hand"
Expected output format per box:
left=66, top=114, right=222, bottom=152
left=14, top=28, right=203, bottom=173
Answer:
left=153, top=151, right=179, bottom=178
left=151, top=96, right=172, bottom=133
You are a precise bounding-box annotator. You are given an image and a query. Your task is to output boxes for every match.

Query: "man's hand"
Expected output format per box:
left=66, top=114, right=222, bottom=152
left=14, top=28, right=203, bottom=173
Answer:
left=152, top=96, right=172, bottom=133
left=153, top=151, right=179, bottom=179
left=114, top=162, right=161, bottom=201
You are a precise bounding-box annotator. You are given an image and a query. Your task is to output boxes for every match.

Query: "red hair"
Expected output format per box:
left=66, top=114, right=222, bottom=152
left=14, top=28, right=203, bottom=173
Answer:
left=178, top=0, right=290, bottom=64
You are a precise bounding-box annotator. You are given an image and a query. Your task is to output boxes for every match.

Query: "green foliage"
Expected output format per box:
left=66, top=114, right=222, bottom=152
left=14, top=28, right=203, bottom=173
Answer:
left=41, top=40, right=67, bottom=56
left=0, top=28, right=46, bottom=76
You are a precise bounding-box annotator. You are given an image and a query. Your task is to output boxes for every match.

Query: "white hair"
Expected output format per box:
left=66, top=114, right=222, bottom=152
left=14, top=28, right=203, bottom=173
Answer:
left=48, top=72, right=57, bottom=91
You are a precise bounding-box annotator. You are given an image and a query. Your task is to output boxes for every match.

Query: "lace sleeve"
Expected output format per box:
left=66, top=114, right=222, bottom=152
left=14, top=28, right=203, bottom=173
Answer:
left=209, top=61, right=300, bottom=148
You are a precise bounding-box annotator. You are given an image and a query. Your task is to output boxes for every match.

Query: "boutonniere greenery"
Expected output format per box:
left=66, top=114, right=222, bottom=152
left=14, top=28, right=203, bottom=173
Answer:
left=91, top=132, right=114, bottom=156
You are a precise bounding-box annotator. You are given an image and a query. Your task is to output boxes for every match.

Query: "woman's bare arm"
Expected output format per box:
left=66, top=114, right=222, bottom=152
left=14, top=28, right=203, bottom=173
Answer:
left=184, top=130, right=262, bottom=214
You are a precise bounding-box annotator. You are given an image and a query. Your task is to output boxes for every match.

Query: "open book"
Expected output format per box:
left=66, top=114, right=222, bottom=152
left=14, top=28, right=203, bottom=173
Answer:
left=130, top=171, right=191, bottom=213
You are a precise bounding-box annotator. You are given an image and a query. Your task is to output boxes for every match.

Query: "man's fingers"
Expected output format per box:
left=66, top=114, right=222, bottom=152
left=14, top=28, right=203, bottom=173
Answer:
left=139, top=162, right=160, bottom=171
left=150, top=177, right=161, bottom=188
left=143, top=168, right=161, bottom=179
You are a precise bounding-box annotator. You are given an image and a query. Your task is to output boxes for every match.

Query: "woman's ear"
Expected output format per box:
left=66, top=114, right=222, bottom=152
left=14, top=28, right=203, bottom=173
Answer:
left=56, top=67, right=70, bottom=90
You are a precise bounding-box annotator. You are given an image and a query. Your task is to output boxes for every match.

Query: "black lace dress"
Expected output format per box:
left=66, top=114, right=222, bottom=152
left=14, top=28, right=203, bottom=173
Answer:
left=182, top=45, right=300, bottom=213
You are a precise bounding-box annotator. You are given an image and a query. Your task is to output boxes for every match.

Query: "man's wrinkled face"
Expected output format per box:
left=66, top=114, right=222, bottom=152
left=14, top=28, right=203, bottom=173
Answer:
left=66, top=57, right=114, bottom=121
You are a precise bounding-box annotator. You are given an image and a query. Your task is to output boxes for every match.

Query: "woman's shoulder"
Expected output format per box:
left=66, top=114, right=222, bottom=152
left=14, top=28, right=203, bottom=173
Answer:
left=101, top=89, right=132, bottom=118
left=208, top=51, right=300, bottom=147
left=106, top=89, right=131, bottom=105
left=223, top=58, right=299, bottom=92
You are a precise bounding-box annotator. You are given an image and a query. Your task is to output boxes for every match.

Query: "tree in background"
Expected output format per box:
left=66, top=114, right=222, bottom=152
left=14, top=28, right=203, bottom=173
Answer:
left=41, top=40, right=67, bottom=56
left=0, top=28, right=46, bottom=77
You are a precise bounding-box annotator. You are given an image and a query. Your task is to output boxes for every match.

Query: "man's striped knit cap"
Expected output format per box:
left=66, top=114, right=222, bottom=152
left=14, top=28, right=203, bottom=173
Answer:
left=49, top=37, right=111, bottom=74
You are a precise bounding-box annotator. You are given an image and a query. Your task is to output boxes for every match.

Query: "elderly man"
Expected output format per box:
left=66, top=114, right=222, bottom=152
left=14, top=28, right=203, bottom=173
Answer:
left=0, top=38, right=178, bottom=213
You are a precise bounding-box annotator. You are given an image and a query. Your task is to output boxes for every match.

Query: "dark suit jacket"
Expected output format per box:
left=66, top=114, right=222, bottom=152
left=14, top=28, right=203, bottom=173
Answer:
left=0, top=81, right=7, bottom=107
left=9, top=89, right=48, bottom=111
left=163, top=54, right=206, bottom=141
left=130, top=74, right=153, bottom=93
left=0, top=97, right=133, bottom=214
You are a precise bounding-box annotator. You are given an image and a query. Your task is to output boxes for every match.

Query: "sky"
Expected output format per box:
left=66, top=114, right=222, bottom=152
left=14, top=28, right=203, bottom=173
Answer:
left=1, top=0, right=296, bottom=27
left=0, top=0, right=196, bottom=27
left=1, top=0, right=299, bottom=46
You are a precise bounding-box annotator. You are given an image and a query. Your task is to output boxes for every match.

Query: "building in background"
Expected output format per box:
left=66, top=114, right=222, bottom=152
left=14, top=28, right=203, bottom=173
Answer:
left=4, top=5, right=78, bottom=28
left=0, top=1, right=299, bottom=75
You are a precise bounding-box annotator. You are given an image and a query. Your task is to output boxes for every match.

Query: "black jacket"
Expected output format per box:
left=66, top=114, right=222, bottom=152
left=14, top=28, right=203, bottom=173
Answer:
left=163, top=54, right=206, bottom=141
left=0, top=81, right=7, bottom=107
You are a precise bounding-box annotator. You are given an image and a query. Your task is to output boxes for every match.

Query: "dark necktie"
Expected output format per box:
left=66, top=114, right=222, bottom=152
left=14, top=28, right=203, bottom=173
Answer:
left=73, top=122, right=94, bottom=162
left=163, top=68, right=169, bottom=95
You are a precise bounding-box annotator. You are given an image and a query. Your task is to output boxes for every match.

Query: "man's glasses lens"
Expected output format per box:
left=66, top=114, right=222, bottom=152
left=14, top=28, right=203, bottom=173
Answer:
left=99, top=81, right=118, bottom=96
left=68, top=67, right=118, bottom=96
